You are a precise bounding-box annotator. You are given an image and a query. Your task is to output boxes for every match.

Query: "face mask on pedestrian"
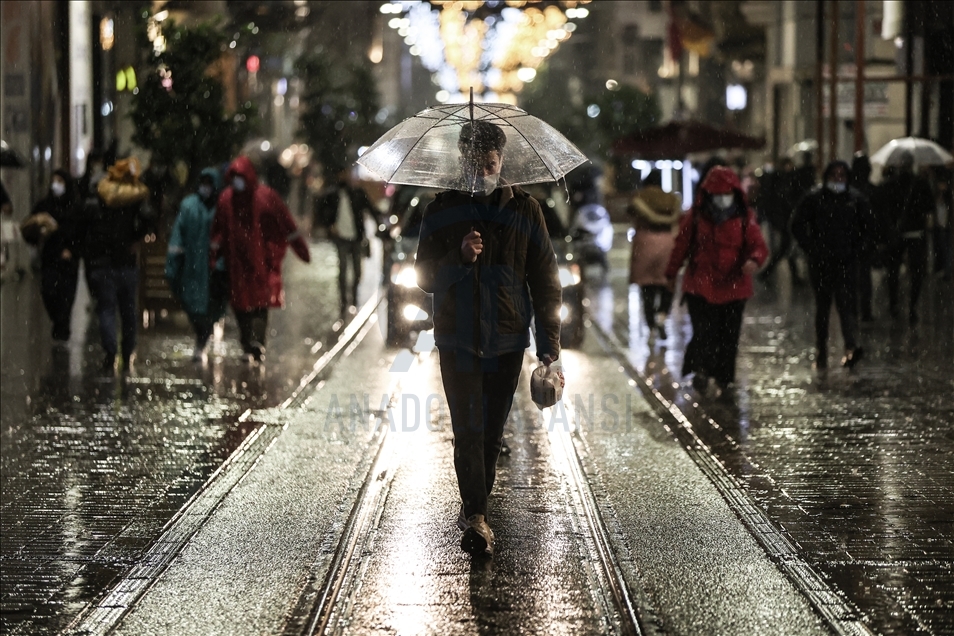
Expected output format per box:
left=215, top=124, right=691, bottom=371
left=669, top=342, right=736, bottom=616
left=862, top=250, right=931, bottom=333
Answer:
left=826, top=181, right=847, bottom=193
left=713, top=193, right=735, bottom=210
left=198, top=184, right=213, bottom=200
left=51, top=180, right=66, bottom=198
left=232, top=176, right=246, bottom=192
left=475, top=173, right=498, bottom=196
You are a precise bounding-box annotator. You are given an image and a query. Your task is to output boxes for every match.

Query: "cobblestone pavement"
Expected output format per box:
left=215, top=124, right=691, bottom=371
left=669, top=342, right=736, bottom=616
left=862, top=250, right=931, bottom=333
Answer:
left=3, top=223, right=952, bottom=636
left=0, top=241, right=378, bottom=635
left=590, top=230, right=954, bottom=636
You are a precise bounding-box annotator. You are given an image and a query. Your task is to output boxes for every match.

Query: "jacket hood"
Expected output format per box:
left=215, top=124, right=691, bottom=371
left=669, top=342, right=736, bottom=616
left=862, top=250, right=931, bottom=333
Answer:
left=199, top=166, right=223, bottom=193
left=822, top=160, right=851, bottom=183
left=700, top=166, right=743, bottom=196
left=225, top=156, right=259, bottom=190
left=51, top=168, right=75, bottom=199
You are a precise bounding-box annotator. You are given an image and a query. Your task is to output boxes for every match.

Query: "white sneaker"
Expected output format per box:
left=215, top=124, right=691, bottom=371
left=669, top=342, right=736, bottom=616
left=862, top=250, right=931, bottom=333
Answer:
left=460, top=514, right=494, bottom=556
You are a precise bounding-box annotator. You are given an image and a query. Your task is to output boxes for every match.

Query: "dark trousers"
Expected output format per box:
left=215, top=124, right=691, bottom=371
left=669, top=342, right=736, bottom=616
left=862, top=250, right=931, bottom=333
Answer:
left=187, top=313, right=216, bottom=349
left=438, top=348, right=524, bottom=519
left=234, top=308, right=268, bottom=356
left=41, top=259, right=79, bottom=341
left=761, top=221, right=799, bottom=279
left=640, top=284, right=674, bottom=326
left=885, top=236, right=927, bottom=318
left=335, top=238, right=363, bottom=310
left=682, top=294, right=746, bottom=387
left=88, top=266, right=138, bottom=362
left=809, top=260, right=858, bottom=353
left=934, top=226, right=952, bottom=277
left=189, top=270, right=228, bottom=348
left=858, top=255, right=875, bottom=319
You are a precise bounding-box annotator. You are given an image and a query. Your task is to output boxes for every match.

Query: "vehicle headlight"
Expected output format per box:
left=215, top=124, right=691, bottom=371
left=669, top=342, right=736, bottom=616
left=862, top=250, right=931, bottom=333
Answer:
left=558, top=263, right=581, bottom=288
left=391, top=264, right=418, bottom=288
left=402, top=304, right=429, bottom=321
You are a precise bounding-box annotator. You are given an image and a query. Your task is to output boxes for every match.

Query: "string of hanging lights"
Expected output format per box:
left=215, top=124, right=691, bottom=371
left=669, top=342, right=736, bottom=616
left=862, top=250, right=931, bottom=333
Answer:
left=379, top=1, right=591, bottom=104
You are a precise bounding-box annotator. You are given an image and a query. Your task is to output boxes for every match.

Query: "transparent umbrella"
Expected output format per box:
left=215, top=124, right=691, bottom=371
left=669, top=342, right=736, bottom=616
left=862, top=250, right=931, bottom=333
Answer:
left=870, top=137, right=953, bottom=167
left=357, top=94, right=588, bottom=194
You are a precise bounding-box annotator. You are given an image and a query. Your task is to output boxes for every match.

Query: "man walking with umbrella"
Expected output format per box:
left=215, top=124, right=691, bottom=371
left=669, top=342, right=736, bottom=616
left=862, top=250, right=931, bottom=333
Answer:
left=414, top=120, right=563, bottom=557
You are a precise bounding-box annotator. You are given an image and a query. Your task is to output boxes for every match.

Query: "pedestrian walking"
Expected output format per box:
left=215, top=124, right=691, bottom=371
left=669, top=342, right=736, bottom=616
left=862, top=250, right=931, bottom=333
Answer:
left=24, top=170, right=81, bottom=344
left=791, top=160, right=875, bottom=370
left=165, top=167, right=228, bottom=362
left=757, top=157, right=801, bottom=283
left=878, top=152, right=935, bottom=324
left=665, top=165, right=768, bottom=396
left=210, top=156, right=311, bottom=362
left=849, top=153, right=880, bottom=322
left=314, top=170, right=375, bottom=316
left=627, top=170, right=681, bottom=341
left=77, top=157, right=152, bottom=375
left=415, top=121, right=562, bottom=557
left=931, top=169, right=952, bottom=281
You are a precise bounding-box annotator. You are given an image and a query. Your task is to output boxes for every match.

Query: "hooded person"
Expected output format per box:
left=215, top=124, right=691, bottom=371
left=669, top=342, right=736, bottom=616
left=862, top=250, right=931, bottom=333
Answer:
left=665, top=165, right=768, bottom=395
left=77, top=156, right=153, bottom=374
left=29, top=169, right=81, bottom=343
left=628, top=170, right=682, bottom=340
left=792, top=160, right=875, bottom=369
left=210, top=156, right=310, bottom=362
left=166, top=167, right=228, bottom=361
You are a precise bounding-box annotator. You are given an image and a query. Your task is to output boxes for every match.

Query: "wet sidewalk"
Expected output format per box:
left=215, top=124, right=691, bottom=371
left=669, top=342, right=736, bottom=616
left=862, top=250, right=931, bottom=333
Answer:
left=0, top=240, right=380, bottom=635
left=590, top=233, right=954, bottom=636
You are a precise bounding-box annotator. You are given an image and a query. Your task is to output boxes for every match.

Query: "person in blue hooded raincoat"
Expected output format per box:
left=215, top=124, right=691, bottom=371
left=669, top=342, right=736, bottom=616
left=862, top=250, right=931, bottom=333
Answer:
left=165, top=168, right=228, bottom=361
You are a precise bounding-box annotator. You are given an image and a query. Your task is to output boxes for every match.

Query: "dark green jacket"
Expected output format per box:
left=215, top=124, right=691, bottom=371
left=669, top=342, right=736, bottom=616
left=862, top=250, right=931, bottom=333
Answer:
left=415, top=184, right=562, bottom=360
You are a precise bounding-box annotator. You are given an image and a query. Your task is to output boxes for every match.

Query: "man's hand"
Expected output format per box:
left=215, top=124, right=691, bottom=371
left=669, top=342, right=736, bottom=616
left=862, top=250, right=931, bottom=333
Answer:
left=742, top=259, right=759, bottom=277
left=460, top=229, right=482, bottom=263
left=540, top=354, right=565, bottom=388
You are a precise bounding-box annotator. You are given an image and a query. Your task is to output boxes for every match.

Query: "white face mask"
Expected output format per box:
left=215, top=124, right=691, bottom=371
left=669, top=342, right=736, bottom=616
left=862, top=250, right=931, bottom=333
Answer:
left=51, top=181, right=66, bottom=197
left=232, top=176, right=246, bottom=192
left=827, top=181, right=847, bottom=193
left=198, top=184, right=213, bottom=199
left=713, top=193, right=735, bottom=210
left=475, top=173, right=498, bottom=196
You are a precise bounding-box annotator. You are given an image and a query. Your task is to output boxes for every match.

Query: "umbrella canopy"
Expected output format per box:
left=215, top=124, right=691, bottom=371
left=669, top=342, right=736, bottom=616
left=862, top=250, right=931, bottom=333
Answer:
left=1, top=140, right=26, bottom=168
left=870, top=137, right=953, bottom=167
left=356, top=101, right=588, bottom=193
left=612, top=120, right=765, bottom=159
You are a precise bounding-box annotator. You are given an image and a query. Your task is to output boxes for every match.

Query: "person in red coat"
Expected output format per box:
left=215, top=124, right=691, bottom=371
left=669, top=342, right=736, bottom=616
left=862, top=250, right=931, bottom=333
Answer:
left=211, top=156, right=311, bottom=361
left=665, top=166, right=768, bottom=395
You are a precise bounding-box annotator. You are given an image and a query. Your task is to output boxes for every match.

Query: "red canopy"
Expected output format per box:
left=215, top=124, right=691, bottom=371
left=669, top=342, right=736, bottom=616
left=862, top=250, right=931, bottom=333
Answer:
left=612, top=120, right=765, bottom=159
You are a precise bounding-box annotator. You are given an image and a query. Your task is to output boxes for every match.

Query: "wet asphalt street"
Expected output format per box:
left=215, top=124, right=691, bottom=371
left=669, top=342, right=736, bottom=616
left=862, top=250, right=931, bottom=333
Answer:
left=1, top=228, right=952, bottom=635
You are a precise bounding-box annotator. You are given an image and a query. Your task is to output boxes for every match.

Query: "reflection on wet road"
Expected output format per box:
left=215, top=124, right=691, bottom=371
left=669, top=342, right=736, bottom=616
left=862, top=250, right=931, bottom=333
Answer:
left=594, top=233, right=954, bottom=636
left=328, top=351, right=621, bottom=635
left=0, top=243, right=363, bottom=634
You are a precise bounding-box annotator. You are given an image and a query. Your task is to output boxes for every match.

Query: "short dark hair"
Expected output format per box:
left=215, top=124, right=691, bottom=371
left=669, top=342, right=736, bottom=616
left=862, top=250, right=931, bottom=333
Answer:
left=459, top=121, right=506, bottom=154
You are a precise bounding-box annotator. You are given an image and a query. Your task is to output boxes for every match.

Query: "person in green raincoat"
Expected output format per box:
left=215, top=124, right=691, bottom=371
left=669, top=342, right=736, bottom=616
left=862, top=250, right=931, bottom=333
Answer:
left=165, top=167, right=228, bottom=361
